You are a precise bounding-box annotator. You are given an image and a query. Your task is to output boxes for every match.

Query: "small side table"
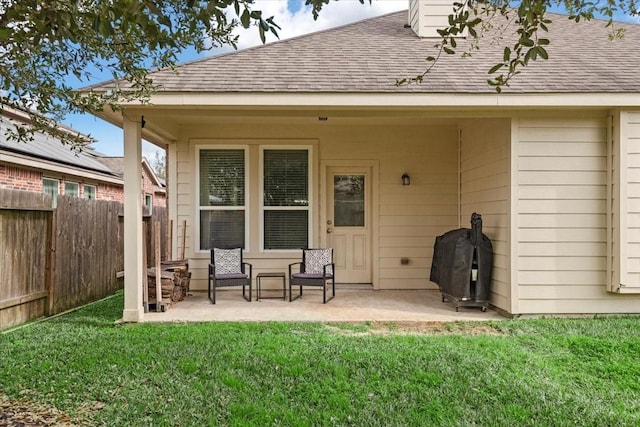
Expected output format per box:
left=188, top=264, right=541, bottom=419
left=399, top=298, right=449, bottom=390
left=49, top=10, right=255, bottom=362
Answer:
left=256, top=272, right=287, bottom=301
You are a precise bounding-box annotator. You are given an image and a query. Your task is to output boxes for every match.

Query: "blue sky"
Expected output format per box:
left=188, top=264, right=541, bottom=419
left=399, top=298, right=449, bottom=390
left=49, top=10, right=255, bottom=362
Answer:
left=61, top=0, right=638, bottom=159
left=63, top=0, right=406, bottom=159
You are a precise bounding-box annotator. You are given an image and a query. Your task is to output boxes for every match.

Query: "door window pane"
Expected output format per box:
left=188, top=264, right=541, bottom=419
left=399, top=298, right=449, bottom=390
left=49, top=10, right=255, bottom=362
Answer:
left=334, top=175, right=365, bottom=227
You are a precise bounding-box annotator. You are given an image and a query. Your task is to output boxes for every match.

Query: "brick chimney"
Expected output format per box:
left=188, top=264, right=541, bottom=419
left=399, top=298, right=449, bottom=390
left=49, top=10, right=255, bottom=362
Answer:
left=408, top=0, right=468, bottom=38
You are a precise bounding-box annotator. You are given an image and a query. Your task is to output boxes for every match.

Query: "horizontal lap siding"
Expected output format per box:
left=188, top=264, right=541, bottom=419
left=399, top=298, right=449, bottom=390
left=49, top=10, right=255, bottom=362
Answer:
left=623, top=112, right=640, bottom=287
left=460, top=119, right=511, bottom=312
left=176, top=121, right=459, bottom=291
left=321, top=125, right=459, bottom=290
left=175, top=148, right=193, bottom=268
left=515, top=116, right=640, bottom=314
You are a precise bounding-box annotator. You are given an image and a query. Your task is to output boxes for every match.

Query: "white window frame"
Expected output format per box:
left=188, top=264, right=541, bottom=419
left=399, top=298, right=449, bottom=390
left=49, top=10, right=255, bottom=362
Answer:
left=43, top=177, right=59, bottom=207
left=259, top=145, right=313, bottom=252
left=64, top=181, right=79, bottom=197
left=195, top=145, right=250, bottom=253
left=42, top=177, right=59, bottom=196
left=144, top=193, right=153, bottom=215
left=84, top=184, right=96, bottom=200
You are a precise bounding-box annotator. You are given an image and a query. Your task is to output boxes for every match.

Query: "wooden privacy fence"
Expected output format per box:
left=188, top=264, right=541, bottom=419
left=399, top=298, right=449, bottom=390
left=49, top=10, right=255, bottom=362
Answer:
left=0, top=190, right=53, bottom=330
left=0, top=189, right=167, bottom=329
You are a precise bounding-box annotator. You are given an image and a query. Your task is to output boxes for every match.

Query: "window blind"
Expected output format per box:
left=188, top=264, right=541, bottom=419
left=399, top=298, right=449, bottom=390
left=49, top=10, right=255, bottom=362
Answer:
left=200, top=210, right=245, bottom=250
left=264, top=211, right=308, bottom=250
left=263, top=149, right=309, bottom=249
left=199, top=149, right=246, bottom=250
left=263, top=150, right=308, bottom=206
left=199, top=149, right=245, bottom=207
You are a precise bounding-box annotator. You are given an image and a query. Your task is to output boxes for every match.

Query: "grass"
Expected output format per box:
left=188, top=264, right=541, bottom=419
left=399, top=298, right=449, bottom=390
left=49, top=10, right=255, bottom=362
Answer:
left=1, top=291, right=639, bottom=426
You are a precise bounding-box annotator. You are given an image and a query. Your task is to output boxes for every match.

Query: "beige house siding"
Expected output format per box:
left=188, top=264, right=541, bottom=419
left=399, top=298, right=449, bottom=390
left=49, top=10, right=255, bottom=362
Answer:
left=172, top=119, right=459, bottom=291
left=514, top=114, right=640, bottom=314
left=408, top=0, right=464, bottom=39
left=333, top=124, right=459, bottom=290
left=459, top=119, right=511, bottom=312
left=611, top=110, right=640, bottom=292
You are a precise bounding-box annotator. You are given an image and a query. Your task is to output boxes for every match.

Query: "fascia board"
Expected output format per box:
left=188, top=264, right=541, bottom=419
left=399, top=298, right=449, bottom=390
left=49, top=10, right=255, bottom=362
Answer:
left=124, top=92, right=640, bottom=108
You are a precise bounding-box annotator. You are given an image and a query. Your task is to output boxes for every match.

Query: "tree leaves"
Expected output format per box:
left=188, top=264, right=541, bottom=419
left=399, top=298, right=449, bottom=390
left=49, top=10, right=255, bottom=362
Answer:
left=305, top=0, right=370, bottom=21
left=0, top=0, right=282, bottom=147
left=2, top=0, right=637, bottom=147
left=400, top=0, right=635, bottom=92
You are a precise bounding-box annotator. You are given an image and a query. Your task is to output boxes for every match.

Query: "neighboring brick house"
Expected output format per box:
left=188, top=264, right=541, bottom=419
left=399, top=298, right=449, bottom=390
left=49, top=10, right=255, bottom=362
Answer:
left=0, top=106, right=166, bottom=209
left=96, top=155, right=167, bottom=214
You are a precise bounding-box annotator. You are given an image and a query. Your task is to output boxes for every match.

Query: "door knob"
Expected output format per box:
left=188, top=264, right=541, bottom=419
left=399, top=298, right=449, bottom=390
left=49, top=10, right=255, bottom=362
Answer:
left=327, top=228, right=333, bottom=234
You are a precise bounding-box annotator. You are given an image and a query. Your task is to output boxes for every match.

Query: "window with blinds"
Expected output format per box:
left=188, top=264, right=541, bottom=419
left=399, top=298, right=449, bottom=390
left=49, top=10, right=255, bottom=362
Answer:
left=199, top=149, right=246, bottom=250
left=263, top=149, right=309, bottom=250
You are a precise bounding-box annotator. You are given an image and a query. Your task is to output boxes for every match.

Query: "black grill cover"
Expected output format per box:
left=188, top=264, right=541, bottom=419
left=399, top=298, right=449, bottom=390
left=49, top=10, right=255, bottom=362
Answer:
left=430, top=213, right=493, bottom=303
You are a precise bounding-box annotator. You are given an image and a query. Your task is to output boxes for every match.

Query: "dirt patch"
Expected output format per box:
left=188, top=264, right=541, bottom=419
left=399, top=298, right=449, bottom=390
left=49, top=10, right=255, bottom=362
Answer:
left=0, top=393, right=82, bottom=426
left=326, top=321, right=507, bottom=336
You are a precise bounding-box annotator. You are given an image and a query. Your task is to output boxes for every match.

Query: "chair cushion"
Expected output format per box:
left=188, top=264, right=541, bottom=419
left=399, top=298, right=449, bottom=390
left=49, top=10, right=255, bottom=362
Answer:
left=215, top=273, right=248, bottom=280
left=304, top=249, right=333, bottom=274
left=292, top=273, right=333, bottom=279
left=213, top=248, right=243, bottom=274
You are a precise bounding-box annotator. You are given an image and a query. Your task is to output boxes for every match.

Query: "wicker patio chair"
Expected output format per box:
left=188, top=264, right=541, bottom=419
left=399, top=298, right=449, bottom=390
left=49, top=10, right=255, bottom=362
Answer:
left=289, top=248, right=335, bottom=303
left=208, top=248, right=252, bottom=304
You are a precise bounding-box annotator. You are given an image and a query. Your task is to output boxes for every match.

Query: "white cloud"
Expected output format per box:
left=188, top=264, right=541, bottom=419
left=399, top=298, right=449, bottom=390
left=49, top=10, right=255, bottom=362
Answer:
left=211, top=0, right=407, bottom=54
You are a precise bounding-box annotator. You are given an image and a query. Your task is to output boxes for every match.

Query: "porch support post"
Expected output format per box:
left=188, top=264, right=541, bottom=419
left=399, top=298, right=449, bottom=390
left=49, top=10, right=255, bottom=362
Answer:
left=122, top=113, right=144, bottom=322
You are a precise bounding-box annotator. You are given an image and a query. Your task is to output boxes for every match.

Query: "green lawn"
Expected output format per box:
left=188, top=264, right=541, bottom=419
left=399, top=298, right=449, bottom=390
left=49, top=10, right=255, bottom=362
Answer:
left=1, top=291, right=639, bottom=426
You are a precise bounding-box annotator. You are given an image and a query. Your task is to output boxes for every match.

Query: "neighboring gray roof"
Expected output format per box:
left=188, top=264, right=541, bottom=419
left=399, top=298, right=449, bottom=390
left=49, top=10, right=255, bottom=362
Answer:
left=87, top=10, right=640, bottom=94
left=0, top=115, right=118, bottom=176
left=93, top=156, right=166, bottom=189
left=94, top=156, right=124, bottom=176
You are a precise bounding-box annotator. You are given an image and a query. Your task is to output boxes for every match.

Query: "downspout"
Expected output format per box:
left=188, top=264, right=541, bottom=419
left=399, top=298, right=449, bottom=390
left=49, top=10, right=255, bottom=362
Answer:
left=606, top=114, right=616, bottom=292
left=457, top=128, right=462, bottom=228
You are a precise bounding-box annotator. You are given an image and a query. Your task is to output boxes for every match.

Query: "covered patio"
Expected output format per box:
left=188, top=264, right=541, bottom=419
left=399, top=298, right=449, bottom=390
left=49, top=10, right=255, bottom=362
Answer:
left=143, top=288, right=505, bottom=323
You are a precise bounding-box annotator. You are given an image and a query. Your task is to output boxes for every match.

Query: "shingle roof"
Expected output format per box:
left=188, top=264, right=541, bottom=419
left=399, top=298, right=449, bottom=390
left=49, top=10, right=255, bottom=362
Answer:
left=0, top=115, right=118, bottom=176
left=90, top=10, right=640, bottom=94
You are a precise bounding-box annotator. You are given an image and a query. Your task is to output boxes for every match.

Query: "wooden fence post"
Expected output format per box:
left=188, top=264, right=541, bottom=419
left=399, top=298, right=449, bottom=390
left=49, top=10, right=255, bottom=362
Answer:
left=47, top=209, right=56, bottom=316
left=155, top=220, right=162, bottom=312
left=142, top=221, right=149, bottom=313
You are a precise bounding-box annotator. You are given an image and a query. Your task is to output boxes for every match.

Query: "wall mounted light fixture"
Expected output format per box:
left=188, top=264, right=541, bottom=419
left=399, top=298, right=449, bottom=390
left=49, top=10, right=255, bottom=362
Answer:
left=402, top=173, right=410, bottom=186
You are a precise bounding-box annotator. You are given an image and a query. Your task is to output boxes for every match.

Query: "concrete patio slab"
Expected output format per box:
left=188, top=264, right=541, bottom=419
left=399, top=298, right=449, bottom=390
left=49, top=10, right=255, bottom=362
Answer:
left=143, top=288, right=505, bottom=323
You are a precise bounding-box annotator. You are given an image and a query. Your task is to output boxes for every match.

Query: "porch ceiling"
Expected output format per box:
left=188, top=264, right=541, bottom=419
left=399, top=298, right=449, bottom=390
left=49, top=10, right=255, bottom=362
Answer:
left=100, top=101, right=616, bottom=148
left=142, top=108, right=468, bottom=127
left=103, top=106, right=473, bottom=145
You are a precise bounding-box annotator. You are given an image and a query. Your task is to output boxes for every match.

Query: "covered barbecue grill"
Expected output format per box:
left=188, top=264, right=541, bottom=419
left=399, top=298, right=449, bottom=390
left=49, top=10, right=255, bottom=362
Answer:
left=430, top=213, right=493, bottom=312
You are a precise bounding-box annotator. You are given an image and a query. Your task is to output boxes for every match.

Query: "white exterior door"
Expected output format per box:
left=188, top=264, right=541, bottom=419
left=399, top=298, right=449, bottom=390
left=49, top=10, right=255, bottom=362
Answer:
left=326, top=167, right=372, bottom=284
